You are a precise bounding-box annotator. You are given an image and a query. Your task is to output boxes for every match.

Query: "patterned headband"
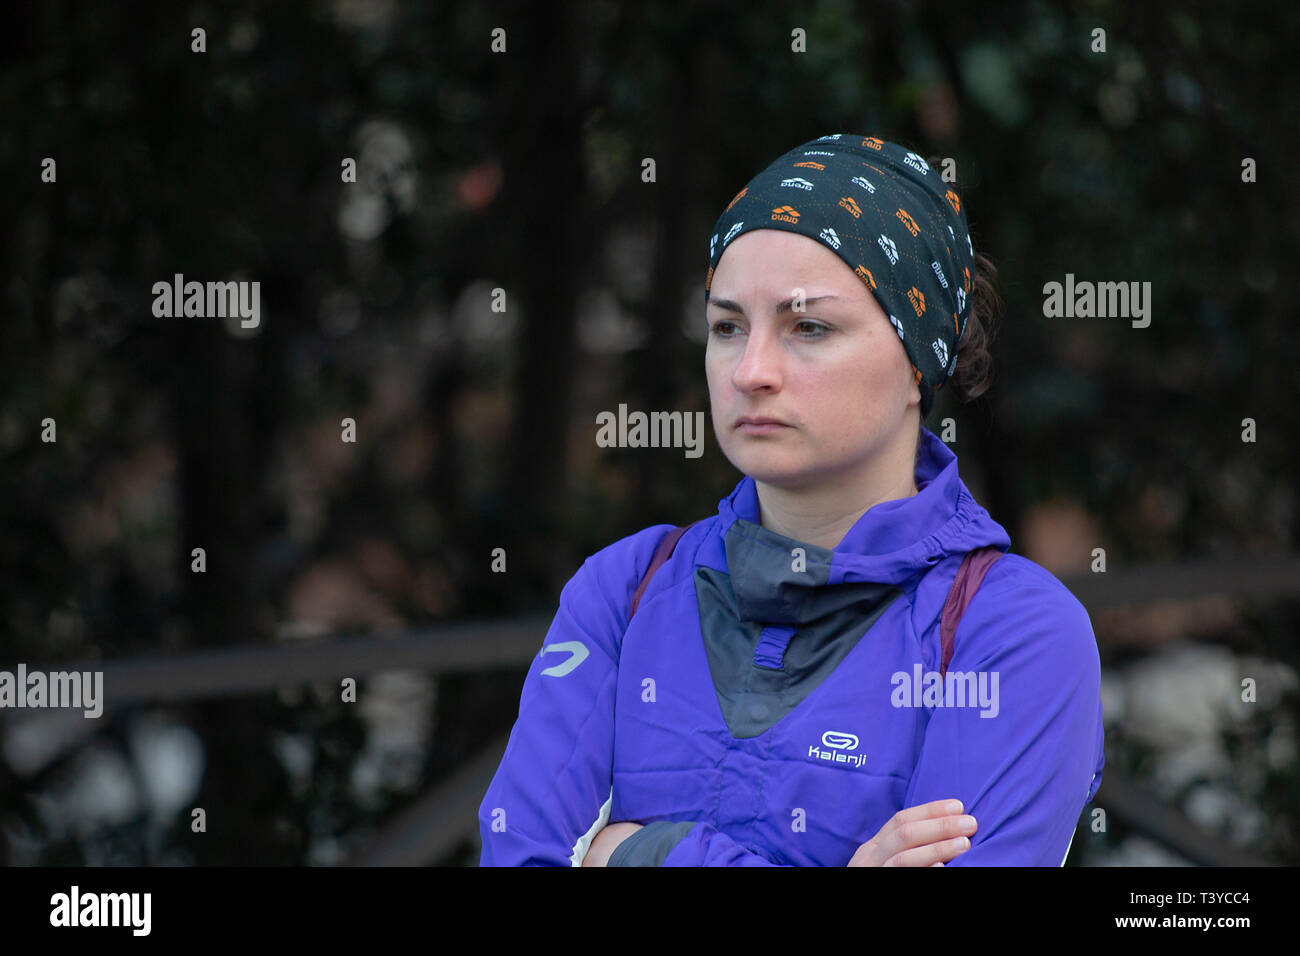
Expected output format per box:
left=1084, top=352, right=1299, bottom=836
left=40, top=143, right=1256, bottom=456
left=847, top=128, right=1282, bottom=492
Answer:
left=706, top=134, right=975, bottom=418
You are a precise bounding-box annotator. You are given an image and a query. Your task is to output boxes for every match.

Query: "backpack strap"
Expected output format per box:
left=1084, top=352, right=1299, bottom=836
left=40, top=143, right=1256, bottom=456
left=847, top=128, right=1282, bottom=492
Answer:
left=939, top=545, right=1005, bottom=679
left=629, top=521, right=700, bottom=619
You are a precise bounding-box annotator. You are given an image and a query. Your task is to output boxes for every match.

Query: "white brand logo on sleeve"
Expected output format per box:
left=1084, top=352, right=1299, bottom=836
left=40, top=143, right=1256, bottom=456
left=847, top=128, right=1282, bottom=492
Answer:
left=539, top=640, right=589, bottom=677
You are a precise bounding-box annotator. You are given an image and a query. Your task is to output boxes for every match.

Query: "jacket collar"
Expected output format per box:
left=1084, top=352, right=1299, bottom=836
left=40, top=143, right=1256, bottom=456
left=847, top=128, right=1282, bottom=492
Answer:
left=712, top=426, right=1010, bottom=622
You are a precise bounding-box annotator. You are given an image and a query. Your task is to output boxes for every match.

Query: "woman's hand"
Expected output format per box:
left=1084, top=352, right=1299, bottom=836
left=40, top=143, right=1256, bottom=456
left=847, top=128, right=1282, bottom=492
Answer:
left=846, top=799, right=977, bottom=867
left=581, top=822, right=645, bottom=867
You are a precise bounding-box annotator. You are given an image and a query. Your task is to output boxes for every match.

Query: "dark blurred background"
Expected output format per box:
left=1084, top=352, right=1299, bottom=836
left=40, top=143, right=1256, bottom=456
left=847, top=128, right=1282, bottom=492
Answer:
left=2, top=0, right=1298, bottom=866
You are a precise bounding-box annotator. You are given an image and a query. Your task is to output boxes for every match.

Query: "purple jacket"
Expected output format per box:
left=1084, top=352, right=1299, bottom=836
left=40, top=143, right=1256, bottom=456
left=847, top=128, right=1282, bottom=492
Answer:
left=479, top=426, right=1105, bottom=865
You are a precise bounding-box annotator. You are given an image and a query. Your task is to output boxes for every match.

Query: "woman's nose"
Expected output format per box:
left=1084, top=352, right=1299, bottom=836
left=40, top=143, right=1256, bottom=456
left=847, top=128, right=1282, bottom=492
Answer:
left=731, top=327, right=783, bottom=391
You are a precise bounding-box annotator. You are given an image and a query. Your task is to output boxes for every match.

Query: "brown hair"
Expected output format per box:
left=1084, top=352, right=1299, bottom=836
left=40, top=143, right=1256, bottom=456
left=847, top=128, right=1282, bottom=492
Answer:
left=912, top=144, right=1002, bottom=405
left=914, top=248, right=1001, bottom=467
left=947, top=249, right=1002, bottom=403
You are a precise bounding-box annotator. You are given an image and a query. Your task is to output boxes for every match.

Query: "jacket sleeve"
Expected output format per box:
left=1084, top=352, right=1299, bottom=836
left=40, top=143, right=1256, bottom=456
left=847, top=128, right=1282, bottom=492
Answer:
left=902, top=575, right=1105, bottom=866
left=478, top=526, right=671, bottom=866
left=609, top=820, right=790, bottom=866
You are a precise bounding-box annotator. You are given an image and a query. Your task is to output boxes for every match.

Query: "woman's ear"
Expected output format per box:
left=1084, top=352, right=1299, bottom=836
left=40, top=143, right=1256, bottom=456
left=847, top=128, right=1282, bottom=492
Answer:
left=908, top=366, right=923, bottom=408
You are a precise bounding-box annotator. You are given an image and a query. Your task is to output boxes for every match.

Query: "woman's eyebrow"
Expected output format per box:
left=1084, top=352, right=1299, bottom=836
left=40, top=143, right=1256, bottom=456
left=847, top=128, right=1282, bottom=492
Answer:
left=708, top=294, right=843, bottom=315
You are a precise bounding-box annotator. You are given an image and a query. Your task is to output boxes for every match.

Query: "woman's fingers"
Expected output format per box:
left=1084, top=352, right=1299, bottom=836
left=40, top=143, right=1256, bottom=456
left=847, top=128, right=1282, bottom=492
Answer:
left=883, top=836, right=972, bottom=867
left=848, top=799, right=978, bottom=866
left=890, top=799, right=967, bottom=829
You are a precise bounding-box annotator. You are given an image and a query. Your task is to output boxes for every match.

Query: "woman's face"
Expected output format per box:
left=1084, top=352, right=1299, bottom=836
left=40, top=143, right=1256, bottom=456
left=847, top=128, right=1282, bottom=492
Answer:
left=705, top=229, right=920, bottom=491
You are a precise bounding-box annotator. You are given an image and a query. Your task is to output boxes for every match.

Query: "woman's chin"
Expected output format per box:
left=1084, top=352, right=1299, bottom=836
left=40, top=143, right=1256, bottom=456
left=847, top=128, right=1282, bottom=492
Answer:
left=732, top=457, right=819, bottom=490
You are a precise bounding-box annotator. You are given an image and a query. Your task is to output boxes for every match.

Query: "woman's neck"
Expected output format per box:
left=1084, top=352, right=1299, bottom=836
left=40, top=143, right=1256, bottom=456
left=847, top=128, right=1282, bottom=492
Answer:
left=753, top=429, right=922, bottom=550
left=756, top=473, right=918, bottom=551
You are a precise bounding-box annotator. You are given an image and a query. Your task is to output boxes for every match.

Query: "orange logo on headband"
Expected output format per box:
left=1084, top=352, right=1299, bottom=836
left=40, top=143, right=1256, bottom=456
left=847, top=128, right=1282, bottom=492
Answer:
left=953, top=312, right=960, bottom=335
left=855, top=265, right=877, bottom=290
left=913, top=366, right=923, bottom=386
left=839, top=196, right=863, bottom=218
left=895, top=208, right=920, bottom=237
left=771, top=205, right=800, bottom=223
left=725, top=187, right=747, bottom=212
left=945, top=189, right=961, bottom=214
left=793, top=160, right=826, bottom=170
left=963, top=266, right=971, bottom=294
left=706, top=265, right=714, bottom=291
left=862, top=137, right=884, bottom=151
left=908, top=287, right=926, bottom=317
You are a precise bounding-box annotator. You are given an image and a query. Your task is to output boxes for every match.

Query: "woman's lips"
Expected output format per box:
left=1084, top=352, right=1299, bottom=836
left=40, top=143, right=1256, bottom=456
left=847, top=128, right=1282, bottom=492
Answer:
left=736, top=419, right=790, bottom=435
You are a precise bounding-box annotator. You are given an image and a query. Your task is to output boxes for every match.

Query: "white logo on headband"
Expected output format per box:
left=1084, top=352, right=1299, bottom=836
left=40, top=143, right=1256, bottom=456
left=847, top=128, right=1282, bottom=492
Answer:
left=878, top=234, right=898, bottom=266
left=889, top=314, right=905, bottom=340
left=850, top=175, right=877, bottom=195
left=966, top=232, right=972, bottom=257
left=710, top=233, right=717, bottom=258
left=932, top=337, right=949, bottom=368
left=820, top=227, right=841, bottom=250
left=904, top=152, right=929, bottom=174
left=956, top=286, right=966, bottom=315
left=723, top=221, right=744, bottom=248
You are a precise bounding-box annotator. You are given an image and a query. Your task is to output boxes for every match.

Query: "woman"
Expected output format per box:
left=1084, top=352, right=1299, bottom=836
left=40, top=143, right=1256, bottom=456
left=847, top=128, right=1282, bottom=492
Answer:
left=479, top=134, right=1105, bottom=866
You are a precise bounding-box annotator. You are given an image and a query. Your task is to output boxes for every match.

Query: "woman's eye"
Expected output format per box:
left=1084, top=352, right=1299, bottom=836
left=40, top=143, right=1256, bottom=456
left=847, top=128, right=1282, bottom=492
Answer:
left=708, top=320, right=828, bottom=338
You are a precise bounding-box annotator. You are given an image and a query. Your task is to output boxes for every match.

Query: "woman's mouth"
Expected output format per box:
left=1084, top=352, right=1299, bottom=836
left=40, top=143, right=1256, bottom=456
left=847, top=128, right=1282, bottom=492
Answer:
left=735, top=416, right=790, bottom=435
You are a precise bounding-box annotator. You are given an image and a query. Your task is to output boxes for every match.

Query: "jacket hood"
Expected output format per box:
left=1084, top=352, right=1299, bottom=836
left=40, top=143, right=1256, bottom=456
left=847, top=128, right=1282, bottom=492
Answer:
left=708, top=425, right=1011, bottom=623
